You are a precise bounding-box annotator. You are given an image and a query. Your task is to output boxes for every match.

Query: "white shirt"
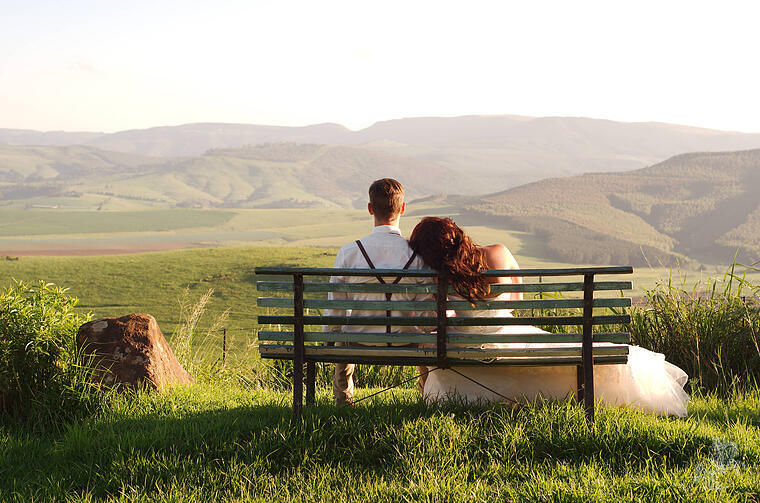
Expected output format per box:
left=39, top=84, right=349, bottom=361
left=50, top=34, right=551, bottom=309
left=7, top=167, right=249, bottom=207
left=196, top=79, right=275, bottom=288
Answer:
left=323, top=225, right=434, bottom=334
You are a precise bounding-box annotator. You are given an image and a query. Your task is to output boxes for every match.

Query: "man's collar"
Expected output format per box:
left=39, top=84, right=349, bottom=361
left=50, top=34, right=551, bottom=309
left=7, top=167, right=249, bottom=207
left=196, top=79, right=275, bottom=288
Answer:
left=372, top=224, right=402, bottom=236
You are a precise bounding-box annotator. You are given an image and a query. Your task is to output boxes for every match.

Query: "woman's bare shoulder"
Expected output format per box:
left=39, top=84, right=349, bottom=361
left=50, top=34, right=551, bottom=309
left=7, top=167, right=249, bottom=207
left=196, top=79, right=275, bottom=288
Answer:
left=480, top=244, right=518, bottom=269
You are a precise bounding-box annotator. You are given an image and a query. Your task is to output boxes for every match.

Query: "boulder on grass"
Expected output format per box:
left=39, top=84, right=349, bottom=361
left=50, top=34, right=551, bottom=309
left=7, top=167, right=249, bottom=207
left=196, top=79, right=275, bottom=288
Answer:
left=77, top=314, right=194, bottom=390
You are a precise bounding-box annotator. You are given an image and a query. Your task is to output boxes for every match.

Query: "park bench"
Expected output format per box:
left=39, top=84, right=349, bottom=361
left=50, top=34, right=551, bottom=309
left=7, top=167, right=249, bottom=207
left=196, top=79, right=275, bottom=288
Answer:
left=255, top=266, right=633, bottom=423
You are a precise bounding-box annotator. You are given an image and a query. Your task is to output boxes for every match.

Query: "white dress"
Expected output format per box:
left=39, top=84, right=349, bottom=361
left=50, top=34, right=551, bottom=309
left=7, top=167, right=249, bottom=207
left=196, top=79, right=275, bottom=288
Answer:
left=423, top=293, right=690, bottom=416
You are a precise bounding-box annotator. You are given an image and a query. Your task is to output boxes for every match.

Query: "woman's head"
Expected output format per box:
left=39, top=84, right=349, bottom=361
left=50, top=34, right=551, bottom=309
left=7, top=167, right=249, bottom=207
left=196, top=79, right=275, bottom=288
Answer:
left=408, top=217, right=490, bottom=301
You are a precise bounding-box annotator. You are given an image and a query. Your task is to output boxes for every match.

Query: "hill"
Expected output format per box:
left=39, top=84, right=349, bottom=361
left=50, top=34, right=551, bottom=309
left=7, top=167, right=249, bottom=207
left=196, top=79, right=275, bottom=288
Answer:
left=4, top=116, right=760, bottom=193
left=0, top=143, right=471, bottom=208
left=84, top=122, right=352, bottom=157
left=0, top=128, right=103, bottom=146
left=468, top=149, right=760, bottom=265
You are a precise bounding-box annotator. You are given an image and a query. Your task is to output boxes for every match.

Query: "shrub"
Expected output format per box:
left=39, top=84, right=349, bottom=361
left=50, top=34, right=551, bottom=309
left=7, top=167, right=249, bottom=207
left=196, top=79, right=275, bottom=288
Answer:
left=631, top=265, right=760, bottom=394
left=0, top=280, right=92, bottom=413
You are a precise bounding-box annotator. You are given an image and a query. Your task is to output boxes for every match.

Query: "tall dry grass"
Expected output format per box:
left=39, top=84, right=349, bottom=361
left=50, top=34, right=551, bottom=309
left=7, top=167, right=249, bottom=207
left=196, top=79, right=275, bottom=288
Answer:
left=631, top=263, right=760, bottom=393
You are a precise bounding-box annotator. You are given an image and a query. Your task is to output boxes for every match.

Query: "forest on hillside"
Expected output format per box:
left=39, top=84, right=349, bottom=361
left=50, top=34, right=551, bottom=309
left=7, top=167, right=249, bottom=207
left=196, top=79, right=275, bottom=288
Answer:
left=469, top=149, right=760, bottom=266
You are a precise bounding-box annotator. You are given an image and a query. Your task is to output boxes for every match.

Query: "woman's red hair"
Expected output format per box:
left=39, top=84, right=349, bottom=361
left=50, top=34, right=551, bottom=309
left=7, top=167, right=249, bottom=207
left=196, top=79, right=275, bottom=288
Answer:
left=408, top=217, right=490, bottom=302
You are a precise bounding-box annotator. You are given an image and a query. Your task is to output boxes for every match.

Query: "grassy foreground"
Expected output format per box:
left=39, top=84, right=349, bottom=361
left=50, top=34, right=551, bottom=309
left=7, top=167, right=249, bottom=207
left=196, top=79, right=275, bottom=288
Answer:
left=1, top=385, right=759, bottom=502
left=2, top=247, right=760, bottom=501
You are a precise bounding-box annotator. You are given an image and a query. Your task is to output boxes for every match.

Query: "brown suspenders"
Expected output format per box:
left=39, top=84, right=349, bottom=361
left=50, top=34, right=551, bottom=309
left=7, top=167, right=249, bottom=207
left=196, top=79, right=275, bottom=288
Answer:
left=355, top=240, right=417, bottom=338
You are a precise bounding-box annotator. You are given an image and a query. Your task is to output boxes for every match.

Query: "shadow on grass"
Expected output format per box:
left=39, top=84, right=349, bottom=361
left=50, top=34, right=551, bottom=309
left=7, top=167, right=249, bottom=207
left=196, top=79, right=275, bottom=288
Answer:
left=1, top=390, right=732, bottom=501
left=688, top=397, right=760, bottom=428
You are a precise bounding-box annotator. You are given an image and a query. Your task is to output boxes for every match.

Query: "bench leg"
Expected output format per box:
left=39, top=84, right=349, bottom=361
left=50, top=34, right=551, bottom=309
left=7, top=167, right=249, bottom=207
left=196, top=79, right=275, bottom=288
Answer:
left=576, top=365, right=583, bottom=403
left=293, top=361, right=303, bottom=417
left=582, top=273, right=595, bottom=425
left=305, top=361, right=316, bottom=406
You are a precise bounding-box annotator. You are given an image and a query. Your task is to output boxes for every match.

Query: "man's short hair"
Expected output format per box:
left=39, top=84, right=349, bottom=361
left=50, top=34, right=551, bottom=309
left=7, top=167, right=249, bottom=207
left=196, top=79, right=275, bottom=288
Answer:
left=369, top=178, right=405, bottom=221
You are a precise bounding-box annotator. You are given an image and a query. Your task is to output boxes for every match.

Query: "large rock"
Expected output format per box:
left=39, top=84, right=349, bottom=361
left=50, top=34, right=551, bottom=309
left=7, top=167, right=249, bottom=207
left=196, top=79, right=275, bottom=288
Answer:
left=77, top=314, right=194, bottom=389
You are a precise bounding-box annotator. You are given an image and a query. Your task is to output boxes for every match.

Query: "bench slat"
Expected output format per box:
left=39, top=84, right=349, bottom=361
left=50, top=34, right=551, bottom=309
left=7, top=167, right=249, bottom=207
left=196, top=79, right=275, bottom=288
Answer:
left=258, top=314, right=631, bottom=327
left=258, top=353, right=629, bottom=366
left=258, top=344, right=628, bottom=359
left=257, top=297, right=632, bottom=310
left=256, top=331, right=631, bottom=344
left=256, top=280, right=633, bottom=294
left=448, top=332, right=630, bottom=344
left=255, top=266, right=633, bottom=277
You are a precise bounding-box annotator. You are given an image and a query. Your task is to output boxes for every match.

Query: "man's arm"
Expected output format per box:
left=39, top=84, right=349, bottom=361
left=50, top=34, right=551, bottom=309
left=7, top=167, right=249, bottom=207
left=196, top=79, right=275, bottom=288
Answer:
left=322, top=247, right=349, bottom=333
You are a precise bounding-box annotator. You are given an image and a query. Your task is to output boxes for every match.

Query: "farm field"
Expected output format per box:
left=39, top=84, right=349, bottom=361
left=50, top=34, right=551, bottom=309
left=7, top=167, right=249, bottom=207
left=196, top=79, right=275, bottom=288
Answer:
left=0, top=209, right=235, bottom=237
left=2, top=204, right=750, bottom=268
left=0, top=204, right=490, bottom=253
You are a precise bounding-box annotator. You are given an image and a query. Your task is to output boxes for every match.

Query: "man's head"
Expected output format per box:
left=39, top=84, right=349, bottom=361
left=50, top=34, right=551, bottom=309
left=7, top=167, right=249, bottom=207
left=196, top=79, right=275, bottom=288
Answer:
left=368, top=178, right=405, bottom=225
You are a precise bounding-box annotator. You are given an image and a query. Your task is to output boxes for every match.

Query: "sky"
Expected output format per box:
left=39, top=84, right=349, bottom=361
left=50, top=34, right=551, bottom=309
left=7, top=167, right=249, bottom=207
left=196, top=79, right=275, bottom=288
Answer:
left=1, top=0, right=759, bottom=133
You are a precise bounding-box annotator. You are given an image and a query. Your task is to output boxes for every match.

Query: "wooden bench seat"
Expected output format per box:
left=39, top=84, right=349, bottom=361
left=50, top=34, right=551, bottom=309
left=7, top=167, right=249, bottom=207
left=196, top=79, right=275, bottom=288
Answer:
left=255, top=266, right=633, bottom=422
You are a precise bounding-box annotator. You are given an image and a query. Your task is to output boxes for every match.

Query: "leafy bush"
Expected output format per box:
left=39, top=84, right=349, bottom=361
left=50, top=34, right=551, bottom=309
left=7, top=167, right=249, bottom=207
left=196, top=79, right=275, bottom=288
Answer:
left=631, top=265, right=760, bottom=394
left=0, top=280, right=92, bottom=413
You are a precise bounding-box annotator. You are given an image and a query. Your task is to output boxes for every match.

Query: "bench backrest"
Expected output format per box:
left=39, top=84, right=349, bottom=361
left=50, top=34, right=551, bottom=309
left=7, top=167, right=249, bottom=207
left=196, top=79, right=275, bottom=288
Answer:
left=255, top=266, right=633, bottom=367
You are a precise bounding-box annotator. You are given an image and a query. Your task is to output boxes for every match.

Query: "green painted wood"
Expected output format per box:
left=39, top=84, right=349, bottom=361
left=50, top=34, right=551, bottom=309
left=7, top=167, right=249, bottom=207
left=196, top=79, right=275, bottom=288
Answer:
left=257, top=297, right=632, bottom=310
left=257, top=330, right=430, bottom=341
left=258, top=353, right=629, bottom=367
left=446, top=314, right=631, bottom=326
left=257, top=331, right=433, bottom=343
left=258, top=315, right=437, bottom=326
left=447, top=332, right=631, bottom=344
left=257, top=349, right=629, bottom=366
left=258, top=344, right=628, bottom=358
left=258, top=298, right=437, bottom=310
left=258, top=314, right=631, bottom=327
left=312, top=333, right=434, bottom=343
left=257, top=281, right=434, bottom=293
left=451, top=346, right=628, bottom=358
left=255, top=266, right=633, bottom=277
left=447, top=298, right=632, bottom=309
left=256, top=330, right=632, bottom=344
left=256, top=280, right=633, bottom=294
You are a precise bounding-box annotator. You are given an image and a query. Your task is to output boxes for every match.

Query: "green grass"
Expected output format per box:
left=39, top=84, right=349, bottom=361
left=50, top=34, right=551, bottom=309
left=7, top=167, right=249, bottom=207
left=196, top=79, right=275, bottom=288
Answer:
left=0, top=246, right=335, bottom=341
left=2, top=245, right=758, bottom=359
left=0, top=209, right=234, bottom=236
left=1, top=384, right=759, bottom=502
left=2, top=242, right=760, bottom=501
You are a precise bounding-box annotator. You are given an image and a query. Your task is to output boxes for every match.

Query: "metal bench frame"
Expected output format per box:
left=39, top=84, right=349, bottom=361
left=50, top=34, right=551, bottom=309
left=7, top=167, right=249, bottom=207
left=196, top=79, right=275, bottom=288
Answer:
left=255, top=266, right=633, bottom=423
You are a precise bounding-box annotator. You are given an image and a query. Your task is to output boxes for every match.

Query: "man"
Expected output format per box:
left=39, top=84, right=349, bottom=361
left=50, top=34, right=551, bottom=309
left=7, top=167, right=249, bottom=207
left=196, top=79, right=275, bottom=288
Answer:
left=324, top=178, right=433, bottom=405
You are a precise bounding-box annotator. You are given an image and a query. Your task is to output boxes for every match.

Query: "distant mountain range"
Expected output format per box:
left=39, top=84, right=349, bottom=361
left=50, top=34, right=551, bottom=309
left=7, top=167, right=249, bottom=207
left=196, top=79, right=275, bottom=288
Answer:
left=3, top=116, right=760, bottom=193
left=468, top=149, right=760, bottom=265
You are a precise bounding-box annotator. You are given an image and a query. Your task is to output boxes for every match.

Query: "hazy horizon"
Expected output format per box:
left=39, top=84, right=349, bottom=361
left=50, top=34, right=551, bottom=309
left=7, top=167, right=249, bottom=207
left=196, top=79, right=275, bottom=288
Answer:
left=5, top=112, right=760, bottom=136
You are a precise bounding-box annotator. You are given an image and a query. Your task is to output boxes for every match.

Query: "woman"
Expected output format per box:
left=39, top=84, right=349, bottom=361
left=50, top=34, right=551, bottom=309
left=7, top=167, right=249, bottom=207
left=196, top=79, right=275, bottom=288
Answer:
left=408, top=217, right=689, bottom=417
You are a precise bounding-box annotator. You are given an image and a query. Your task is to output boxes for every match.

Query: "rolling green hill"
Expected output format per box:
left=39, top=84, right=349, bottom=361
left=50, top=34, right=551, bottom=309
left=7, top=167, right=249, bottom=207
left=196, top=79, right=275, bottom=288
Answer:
left=0, top=143, right=473, bottom=209
left=469, top=149, right=760, bottom=265
left=0, top=144, right=157, bottom=181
